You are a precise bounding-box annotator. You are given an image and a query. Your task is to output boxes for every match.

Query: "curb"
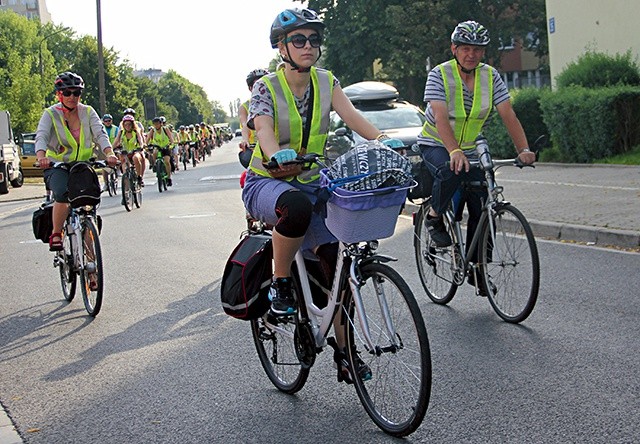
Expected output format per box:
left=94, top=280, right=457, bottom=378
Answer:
left=0, top=403, right=22, bottom=444
left=402, top=201, right=640, bottom=250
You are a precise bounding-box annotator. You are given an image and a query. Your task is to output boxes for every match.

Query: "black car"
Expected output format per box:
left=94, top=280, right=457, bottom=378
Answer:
left=326, top=81, right=426, bottom=161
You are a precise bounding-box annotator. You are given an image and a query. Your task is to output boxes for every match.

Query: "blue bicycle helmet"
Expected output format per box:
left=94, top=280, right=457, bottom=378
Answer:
left=270, top=8, right=325, bottom=48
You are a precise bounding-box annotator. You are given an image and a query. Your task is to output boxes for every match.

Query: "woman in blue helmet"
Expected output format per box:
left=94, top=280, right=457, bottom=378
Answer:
left=243, top=8, right=400, bottom=382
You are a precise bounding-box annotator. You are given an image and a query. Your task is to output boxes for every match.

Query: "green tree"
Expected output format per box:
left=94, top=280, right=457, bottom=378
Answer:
left=0, top=11, right=47, bottom=133
left=158, top=70, right=213, bottom=126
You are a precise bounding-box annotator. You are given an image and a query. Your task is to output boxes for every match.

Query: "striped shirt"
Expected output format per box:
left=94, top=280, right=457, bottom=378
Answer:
left=417, top=63, right=510, bottom=147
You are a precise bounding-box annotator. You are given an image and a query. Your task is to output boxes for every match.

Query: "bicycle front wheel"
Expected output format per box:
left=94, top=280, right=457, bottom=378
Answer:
left=344, top=262, right=431, bottom=437
left=480, top=204, right=540, bottom=323
left=414, top=202, right=459, bottom=304
left=79, top=218, right=103, bottom=316
left=121, top=174, right=133, bottom=212
left=134, top=181, right=142, bottom=208
left=251, top=314, right=310, bottom=394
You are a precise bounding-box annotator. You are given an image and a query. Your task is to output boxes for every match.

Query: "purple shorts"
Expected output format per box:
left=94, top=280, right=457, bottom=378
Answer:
left=242, top=172, right=336, bottom=251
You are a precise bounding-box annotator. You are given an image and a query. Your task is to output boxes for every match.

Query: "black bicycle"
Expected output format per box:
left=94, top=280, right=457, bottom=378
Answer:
left=148, top=144, right=168, bottom=193
left=120, top=149, right=142, bottom=211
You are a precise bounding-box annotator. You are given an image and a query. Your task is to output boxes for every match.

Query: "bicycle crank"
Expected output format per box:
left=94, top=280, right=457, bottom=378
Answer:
left=294, top=321, right=316, bottom=369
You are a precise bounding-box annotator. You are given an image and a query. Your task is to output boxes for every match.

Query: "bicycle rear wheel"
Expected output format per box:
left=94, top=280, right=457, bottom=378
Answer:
left=79, top=218, right=103, bottom=317
left=344, top=262, right=431, bottom=437
left=57, top=232, right=76, bottom=301
left=480, top=204, right=540, bottom=323
left=413, top=202, right=459, bottom=304
left=134, top=180, right=142, bottom=208
left=121, top=174, right=133, bottom=212
left=251, top=314, right=310, bottom=394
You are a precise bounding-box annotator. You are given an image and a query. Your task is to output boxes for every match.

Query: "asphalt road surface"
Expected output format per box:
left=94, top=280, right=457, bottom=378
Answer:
left=0, top=141, right=638, bottom=443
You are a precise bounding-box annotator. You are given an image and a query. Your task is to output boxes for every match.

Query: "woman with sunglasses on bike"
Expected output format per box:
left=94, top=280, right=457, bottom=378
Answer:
left=113, top=115, right=146, bottom=186
left=35, top=72, right=119, bottom=252
left=244, top=8, right=400, bottom=382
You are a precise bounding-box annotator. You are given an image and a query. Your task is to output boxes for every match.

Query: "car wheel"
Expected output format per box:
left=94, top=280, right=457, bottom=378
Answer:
left=10, top=168, right=24, bottom=188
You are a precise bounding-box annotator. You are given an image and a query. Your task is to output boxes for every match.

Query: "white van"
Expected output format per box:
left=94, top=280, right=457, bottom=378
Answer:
left=0, top=110, right=24, bottom=194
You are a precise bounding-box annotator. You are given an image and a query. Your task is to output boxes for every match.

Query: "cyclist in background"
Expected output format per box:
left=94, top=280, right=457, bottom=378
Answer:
left=188, top=124, right=199, bottom=164
left=113, top=114, right=145, bottom=186
left=146, top=116, right=174, bottom=186
left=121, top=107, right=147, bottom=172
left=35, top=72, right=118, bottom=252
left=101, top=113, right=119, bottom=191
left=177, top=125, right=190, bottom=166
left=416, top=21, right=535, bottom=289
left=239, top=68, right=269, bottom=167
left=169, top=123, right=179, bottom=171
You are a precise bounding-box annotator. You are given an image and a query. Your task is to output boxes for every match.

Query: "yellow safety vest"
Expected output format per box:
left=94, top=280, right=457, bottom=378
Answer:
left=45, top=105, right=95, bottom=162
left=249, top=66, right=334, bottom=183
left=421, top=60, right=494, bottom=150
left=105, top=125, right=118, bottom=144
left=178, top=131, right=190, bottom=143
left=149, top=127, right=170, bottom=147
left=121, top=131, right=140, bottom=151
left=241, top=99, right=257, bottom=145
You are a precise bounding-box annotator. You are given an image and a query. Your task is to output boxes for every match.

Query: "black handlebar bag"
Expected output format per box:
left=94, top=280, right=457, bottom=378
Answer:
left=67, top=162, right=101, bottom=208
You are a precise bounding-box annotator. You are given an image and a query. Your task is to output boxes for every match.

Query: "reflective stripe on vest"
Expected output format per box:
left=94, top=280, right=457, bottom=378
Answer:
left=249, top=67, right=333, bottom=183
left=45, top=106, right=95, bottom=162
left=421, top=60, right=494, bottom=150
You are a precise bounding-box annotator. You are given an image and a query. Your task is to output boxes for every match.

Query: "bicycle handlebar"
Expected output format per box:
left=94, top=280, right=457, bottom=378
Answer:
left=263, top=153, right=323, bottom=170
left=444, top=157, right=535, bottom=171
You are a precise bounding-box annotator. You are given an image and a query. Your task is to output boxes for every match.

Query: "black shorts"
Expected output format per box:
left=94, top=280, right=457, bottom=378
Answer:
left=44, top=167, right=70, bottom=203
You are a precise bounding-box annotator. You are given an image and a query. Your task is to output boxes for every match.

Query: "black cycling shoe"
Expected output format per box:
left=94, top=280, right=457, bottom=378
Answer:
left=425, top=215, right=452, bottom=247
left=334, top=348, right=372, bottom=384
left=269, top=277, right=297, bottom=316
left=167, top=178, right=173, bottom=186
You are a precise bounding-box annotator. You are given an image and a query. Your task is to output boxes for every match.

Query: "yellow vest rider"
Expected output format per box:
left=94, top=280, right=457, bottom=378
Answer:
left=420, top=59, right=494, bottom=151
left=249, top=66, right=333, bottom=183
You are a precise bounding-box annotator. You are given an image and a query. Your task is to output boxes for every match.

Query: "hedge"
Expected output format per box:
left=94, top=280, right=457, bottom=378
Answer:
left=539, top=86, right=640, bottom=162
left=483, top=87, right=548, bottom=158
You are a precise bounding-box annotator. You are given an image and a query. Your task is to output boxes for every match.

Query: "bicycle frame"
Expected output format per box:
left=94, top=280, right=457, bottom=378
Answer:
left=263, top=240, right=398, bottom=354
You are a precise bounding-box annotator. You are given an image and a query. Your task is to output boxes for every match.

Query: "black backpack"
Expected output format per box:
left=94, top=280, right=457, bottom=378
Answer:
left=407, top=159, right=433, bottom=202
left=32, top=203, right=53, bottom=243
left=220, top=233, right=273, bottom=320
left=67, top=162, right=101, bottom=208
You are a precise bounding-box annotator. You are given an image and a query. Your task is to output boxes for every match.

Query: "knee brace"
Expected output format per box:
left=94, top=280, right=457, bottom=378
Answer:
left=274, top=190, right=312, bottom=238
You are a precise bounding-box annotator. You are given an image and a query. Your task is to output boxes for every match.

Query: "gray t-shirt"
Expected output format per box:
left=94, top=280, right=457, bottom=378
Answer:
left=417, top=63, right=510, bottom=147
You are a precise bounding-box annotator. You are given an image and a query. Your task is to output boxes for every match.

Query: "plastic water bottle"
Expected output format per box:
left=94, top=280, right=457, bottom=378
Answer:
left=475, top=137, right=493, bottom=170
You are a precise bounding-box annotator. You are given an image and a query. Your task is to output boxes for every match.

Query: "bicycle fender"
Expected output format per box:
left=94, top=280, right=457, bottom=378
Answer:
left=361, top=254, right=397, bottom=267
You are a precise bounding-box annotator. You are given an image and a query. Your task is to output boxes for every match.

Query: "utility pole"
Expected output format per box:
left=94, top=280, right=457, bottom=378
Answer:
left=96, top=0, right=107, bottom=115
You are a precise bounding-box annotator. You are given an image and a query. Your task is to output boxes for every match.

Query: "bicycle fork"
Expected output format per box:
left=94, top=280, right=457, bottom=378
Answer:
left=348, top=260, right=400, bottom=356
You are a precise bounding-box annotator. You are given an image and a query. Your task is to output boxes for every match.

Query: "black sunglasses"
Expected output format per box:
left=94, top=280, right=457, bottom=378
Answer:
left=284, top=33, right=322, bottom=49
left=62, top=89, right=82, bottom=97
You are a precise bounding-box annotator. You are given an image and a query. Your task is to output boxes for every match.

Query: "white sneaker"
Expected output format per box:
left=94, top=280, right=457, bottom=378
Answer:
left=101, top=183, right=108, bottom=192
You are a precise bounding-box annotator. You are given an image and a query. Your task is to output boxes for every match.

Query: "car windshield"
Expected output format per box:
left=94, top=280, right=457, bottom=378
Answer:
left=21, top=140, right=36, bottom=155
left=357, top=106, right=425, bottom=130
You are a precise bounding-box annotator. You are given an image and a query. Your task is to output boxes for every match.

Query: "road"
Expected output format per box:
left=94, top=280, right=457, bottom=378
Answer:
left=0, top=141, right=638, bottom=443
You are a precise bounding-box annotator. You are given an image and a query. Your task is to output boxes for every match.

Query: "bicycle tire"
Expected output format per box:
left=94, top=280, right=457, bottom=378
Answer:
left=413, top=202, right=459, bottom=304
left=156, top=159, right=165, bottom=193
left=79, top=218, right=103, bottom=317
left=344, top=262, right=431, bottom=437
left=251, top=314, right=310, bottom=394
left=58, top=231, right=76, bottom=302
left=480, top=204, right=540, bottom=323
left=134, top=179, right=142, bottom=208
left=121, top=174, right=133, bottom=212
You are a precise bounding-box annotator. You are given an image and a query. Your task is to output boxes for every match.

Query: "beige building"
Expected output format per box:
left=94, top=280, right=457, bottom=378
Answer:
left=546, top=0, right=640, bottom=88
left=0, top=0, right=51, bottom=23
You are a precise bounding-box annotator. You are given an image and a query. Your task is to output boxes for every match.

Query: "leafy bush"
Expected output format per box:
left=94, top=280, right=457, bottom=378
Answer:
left=539, top=86, right=640, bottom=162
left=484, top=87, right=548, bottom=158
left=556, top=51, right=640, bottom=88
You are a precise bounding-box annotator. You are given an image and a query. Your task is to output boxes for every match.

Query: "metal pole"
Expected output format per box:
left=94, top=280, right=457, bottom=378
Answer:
left=96, top=0, right=107, bottom=115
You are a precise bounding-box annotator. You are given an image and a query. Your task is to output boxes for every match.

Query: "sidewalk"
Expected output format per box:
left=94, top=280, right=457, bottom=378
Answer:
left=403, top=163, right=640, bottom=250
left=2, top=164, right=639, bottom=249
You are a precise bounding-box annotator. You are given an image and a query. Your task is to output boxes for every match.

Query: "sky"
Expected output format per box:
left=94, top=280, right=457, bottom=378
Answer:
left=45, top=0, right=304, bottom=113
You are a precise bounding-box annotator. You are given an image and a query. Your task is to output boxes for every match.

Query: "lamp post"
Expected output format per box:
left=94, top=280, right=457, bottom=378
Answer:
left=39, top=27, right=69, bottom=108
left=96, top=0, right=107, bottom=116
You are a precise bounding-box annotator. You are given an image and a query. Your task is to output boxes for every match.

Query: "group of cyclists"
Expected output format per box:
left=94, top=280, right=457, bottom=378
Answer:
left=100, top=109, right=224, bottom=189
